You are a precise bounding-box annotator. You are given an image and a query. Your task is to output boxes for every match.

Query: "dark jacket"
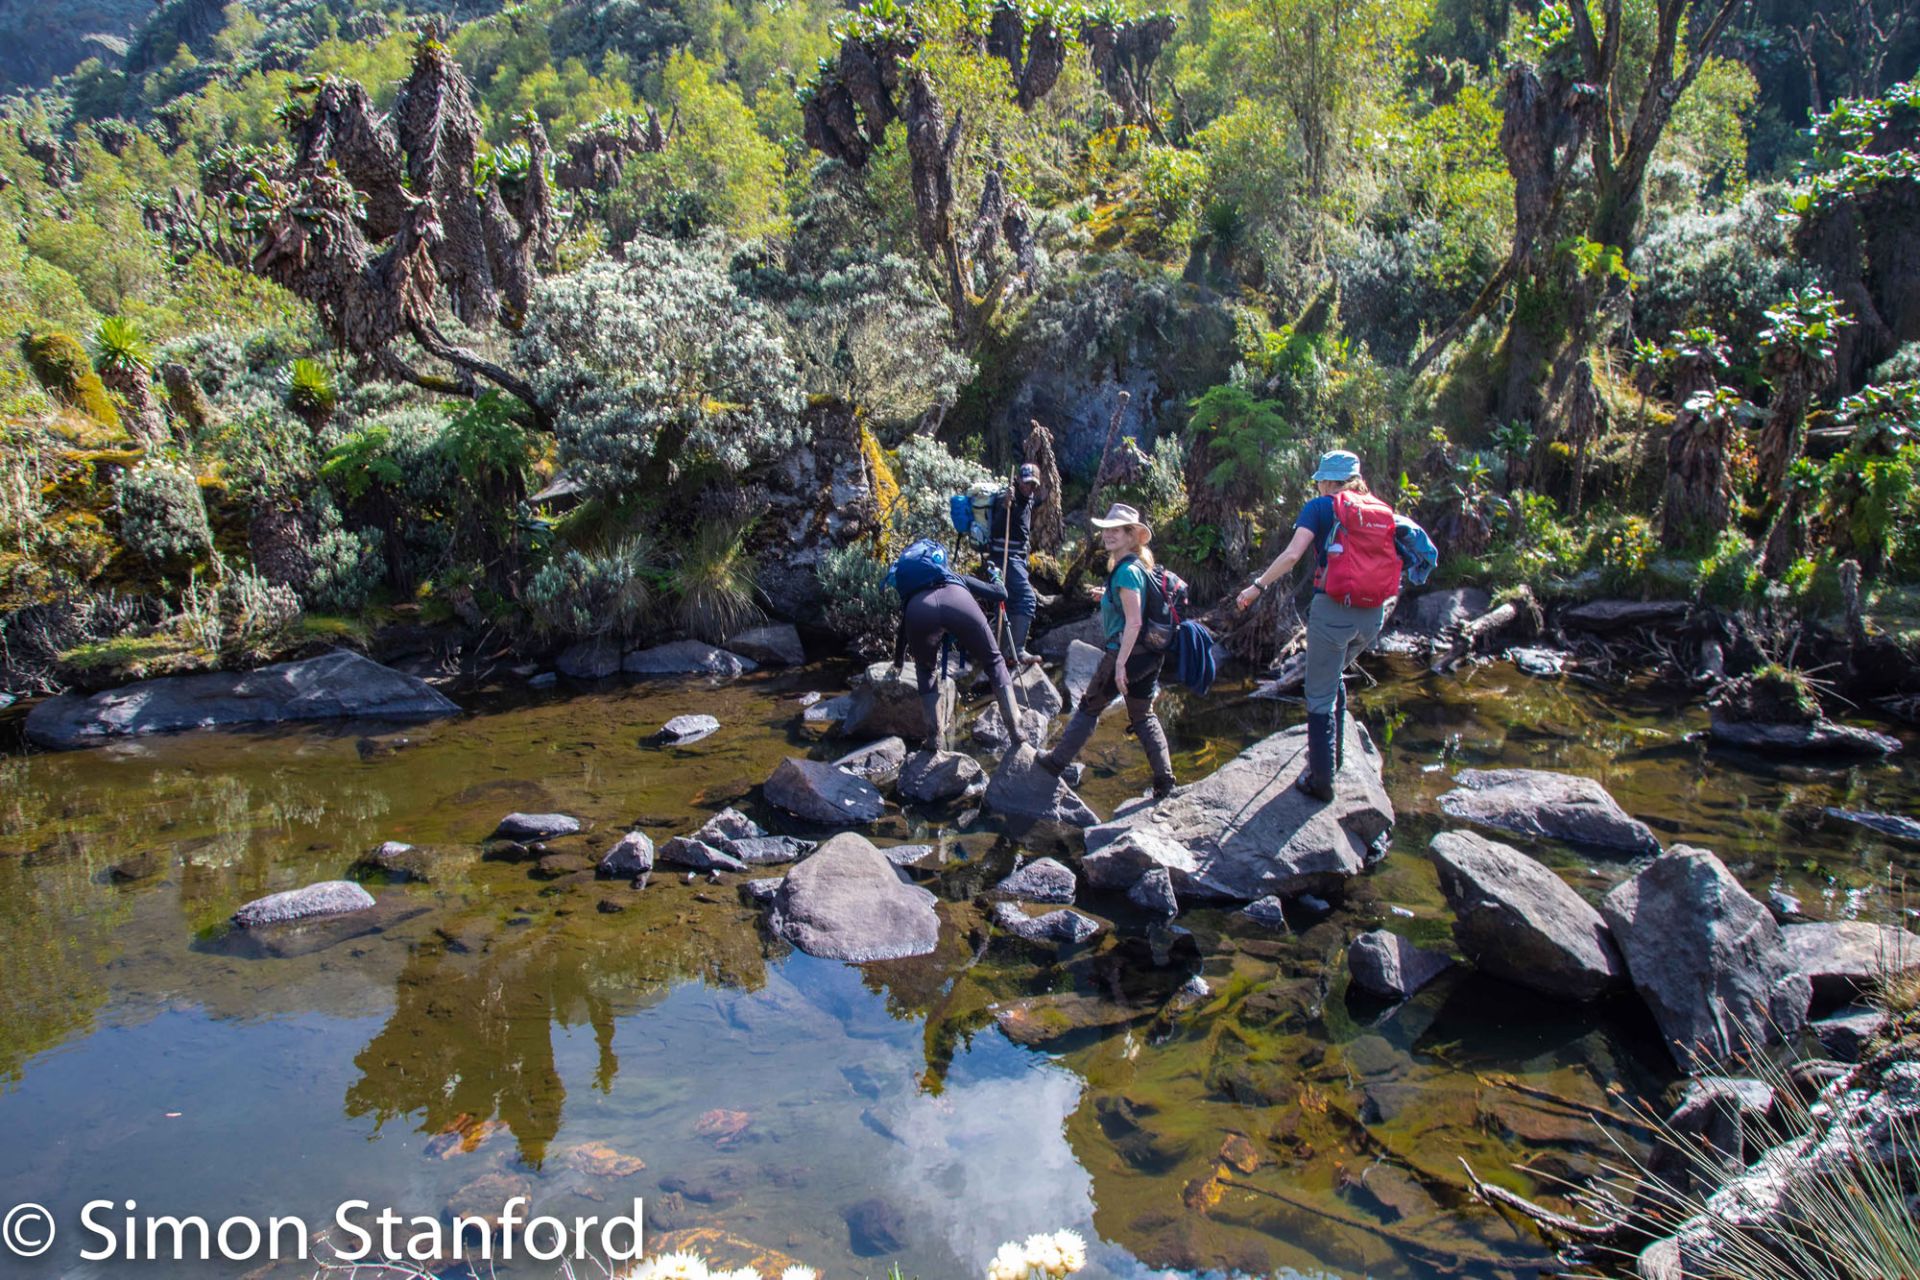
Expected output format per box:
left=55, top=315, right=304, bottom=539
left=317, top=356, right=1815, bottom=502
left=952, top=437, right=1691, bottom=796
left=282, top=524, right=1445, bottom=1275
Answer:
left=988, top=489, right=1033, bottom=562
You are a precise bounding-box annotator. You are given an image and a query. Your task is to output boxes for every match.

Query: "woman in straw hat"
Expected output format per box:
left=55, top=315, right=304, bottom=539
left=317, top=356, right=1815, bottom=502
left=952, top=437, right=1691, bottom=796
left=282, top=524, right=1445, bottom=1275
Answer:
left=1038, top=503, right=1177, bottom=801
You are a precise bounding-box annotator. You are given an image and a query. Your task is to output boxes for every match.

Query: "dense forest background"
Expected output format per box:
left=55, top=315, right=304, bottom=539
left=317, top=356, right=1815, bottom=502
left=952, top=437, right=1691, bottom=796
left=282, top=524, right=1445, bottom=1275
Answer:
left=1, top=0, right=1917, bottom=691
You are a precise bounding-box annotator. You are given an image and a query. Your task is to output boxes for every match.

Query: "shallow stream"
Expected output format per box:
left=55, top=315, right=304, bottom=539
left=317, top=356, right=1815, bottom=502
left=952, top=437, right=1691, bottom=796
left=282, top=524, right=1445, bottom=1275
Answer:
left=1, top=655, right=1916, bottom=1280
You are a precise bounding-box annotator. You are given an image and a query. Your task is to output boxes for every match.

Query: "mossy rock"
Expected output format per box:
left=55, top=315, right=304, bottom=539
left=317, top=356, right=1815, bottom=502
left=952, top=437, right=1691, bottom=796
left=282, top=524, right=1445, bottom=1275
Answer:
left=21, top=331, right=120, bottom=428
left=1711, top=665, right=1821, bottom=725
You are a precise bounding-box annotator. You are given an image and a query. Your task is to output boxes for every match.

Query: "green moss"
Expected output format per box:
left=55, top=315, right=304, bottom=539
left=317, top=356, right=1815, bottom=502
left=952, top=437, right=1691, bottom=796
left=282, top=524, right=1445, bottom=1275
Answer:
left=21, top=330, right=120, bottom=428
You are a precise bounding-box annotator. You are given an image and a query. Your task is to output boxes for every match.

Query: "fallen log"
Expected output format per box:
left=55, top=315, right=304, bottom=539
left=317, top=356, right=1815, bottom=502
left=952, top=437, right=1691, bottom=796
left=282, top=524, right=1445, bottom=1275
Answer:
left=1431, top=587, right=1538, bottom=674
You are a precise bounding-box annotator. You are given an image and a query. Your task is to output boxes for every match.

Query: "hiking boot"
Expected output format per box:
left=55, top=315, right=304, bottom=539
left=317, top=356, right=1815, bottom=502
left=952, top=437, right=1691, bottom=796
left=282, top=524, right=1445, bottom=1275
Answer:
left=994, top=683, right=1028, bottom=750
left=1151, top=776, right=1177, bottom=802
left=1295, top=711, right=1335, bottom=802
left=1333, top=681, right=1348, bottom=771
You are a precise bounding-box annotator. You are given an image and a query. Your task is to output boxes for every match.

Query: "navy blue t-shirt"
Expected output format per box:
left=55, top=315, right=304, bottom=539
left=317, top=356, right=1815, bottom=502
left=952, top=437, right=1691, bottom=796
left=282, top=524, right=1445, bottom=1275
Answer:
left=1295, top=496, right=1337, bottom=576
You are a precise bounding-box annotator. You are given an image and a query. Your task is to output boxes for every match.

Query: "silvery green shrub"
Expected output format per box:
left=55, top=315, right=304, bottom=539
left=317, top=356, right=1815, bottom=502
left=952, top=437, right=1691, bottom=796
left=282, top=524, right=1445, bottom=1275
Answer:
left=116, top=460, right=213, bottom=563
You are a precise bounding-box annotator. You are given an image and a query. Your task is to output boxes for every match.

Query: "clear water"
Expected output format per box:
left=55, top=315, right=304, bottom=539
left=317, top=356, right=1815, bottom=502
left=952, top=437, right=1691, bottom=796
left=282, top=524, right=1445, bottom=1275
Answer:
left=0, top=656, right=1914, bottom=1280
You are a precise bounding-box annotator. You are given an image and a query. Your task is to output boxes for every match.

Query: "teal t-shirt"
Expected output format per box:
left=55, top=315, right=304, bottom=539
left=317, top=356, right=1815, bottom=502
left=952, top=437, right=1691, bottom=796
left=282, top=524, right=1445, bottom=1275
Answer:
left=1102, top=559, right=1149, bottom=650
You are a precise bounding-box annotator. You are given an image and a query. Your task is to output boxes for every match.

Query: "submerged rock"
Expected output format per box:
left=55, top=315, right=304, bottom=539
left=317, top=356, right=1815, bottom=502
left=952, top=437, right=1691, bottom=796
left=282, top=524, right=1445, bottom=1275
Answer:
left=649, top=714, right=721, bottom=745
left=1507, top=647, right=1567, bottom=677
left=555, top=637, right=622, bottom=680
left=725, top=623, right=805, bottom=667
left=834, top=737, right=908, bottom=782
left=1781, top=922, right=1919, bottom=1011
left=1601, top=846, right=1811, bottom=1072
left=1347, top=930, right=1454, bottom=1001
left=992, top=856, right=1078, bottom=904
left=26, top=649, right=458, bottom=750
left=492, top=812, right=582, bottom=842
left=984, top=745, right=1099, bottom=836
left=1823, top=807, right=1920, bottom=843
left=768, top=832, right=940, bottom=961
left=841, top=662, right=953, bottom=742
left=1082, top=721, right=1394, bottom=901
left=356, top=841, right=473, bottom=884
left=896, top=750, right=986, bottom=804
left=233, top=880, right=376, bottom=929
left=597, top=832, right=655, bottom=879
left=764, top=758, right=887, bottom=825
left=1241, top=896, right=1288, bottom=930
left=623, top=641, right=757, bottom=678
left=1437, top=768, right=1660, bottom=855
left=1428, top=830, right=1623, bottom=1001
left=1709, top=714, right=1902, bottom=756
left=992, top=902, right=1102, bottom=945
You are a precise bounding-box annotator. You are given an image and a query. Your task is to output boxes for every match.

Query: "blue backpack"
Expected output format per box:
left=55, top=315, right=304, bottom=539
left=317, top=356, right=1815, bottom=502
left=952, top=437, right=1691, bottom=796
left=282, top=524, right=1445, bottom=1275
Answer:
left=885, top=538, right=956, bottom=604
left=1393, top=515, right=1439, bottom=586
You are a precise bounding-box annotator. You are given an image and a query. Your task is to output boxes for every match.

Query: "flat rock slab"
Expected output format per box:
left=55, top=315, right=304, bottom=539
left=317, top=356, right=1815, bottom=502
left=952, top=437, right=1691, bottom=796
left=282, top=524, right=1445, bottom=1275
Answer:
left=835, top=737, right=908, bottom=781
left=1083, top=721, right=1394, bottom=901
left=556, top=638, right=623, bottom=680
left=26, top=649, right=459, bottom=750
left=841, top=662, right=955, bottom=742
left=492, top=812, right=582, bottom=842
left=984, top=745, right=1099, bottom=838
left=1812, top=1007, right=1887, bottom=1062
left=992, top=902, right=1101, bottom=946
left=1781, top=922, right=1919, bottom=1010
left=764, top=758, right=886, bottom=826
left=1429, top=830, right=1622, bottom=1001
left=623, top=641, right=757, bottom=678
left=1602, top=845, right=1811, bottom=1072
left=725, top=623, right=804, bottom=667
left=1064, top=640, right=1105, bottom=710
left=1438, top=768, right=1659, bottom=855
left=650, top=714, right=721, bottom=745
left=897, top=750, right=986, bottom=804
left=1560, top=600, right=1691, bottom=632
left=597, top=832, right=655, bottom=878
left=1709, top=714, right=1901, bottom=757
left=1823, top=808, right=1920, bottom=843
left=992, top=856, right=1078, bottom=904
left=992, top=991, right=1156, bottom=1046
left=769, top=832, right=940, bottom=961
left=233, top=880, right=376, bottom=928
left=1348, top=929, right=1454, bottom=1001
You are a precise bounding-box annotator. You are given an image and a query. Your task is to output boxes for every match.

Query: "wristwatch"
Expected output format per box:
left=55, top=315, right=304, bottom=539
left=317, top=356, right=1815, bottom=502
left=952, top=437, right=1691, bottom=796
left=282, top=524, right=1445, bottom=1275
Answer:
left=1247, top=580, right=1266, bottom=595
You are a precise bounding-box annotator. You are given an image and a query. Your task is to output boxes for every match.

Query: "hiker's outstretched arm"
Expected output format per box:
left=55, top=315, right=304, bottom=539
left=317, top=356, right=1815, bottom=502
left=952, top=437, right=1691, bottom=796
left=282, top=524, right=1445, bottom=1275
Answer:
left=1236, top=527, right=1317, bottom=610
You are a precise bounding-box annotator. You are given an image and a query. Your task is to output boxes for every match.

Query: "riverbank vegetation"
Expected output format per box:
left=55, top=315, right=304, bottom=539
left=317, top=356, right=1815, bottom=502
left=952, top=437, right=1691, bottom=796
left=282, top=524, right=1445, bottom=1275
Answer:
left=1, top=0, right=1917, bottom=697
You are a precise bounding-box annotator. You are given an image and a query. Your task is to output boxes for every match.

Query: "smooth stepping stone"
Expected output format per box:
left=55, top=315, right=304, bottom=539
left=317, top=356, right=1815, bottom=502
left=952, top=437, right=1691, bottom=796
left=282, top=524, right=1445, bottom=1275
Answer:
left=1437, top=768, right=1659, bottom=855
left=492, top=812, right=582, bottom=842
left=764, top=758, right=886, bottom=825
left=233, top=880, right=375, bottom=928
left=992, top=856, right=1077, bottom=904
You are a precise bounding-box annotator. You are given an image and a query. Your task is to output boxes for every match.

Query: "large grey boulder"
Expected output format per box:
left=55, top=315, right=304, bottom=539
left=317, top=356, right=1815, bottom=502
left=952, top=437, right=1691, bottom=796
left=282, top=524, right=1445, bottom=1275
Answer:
left=555, top=637, right=622, bottom=679
left=1348, top=930, right=1454, bottom=1001
left=597, top=832, right=655, bottom=878
left=835, top=737, right=908, bottom=782
left=492, top=812, right=582, bottom=842
left=1602, top=846, right=1812, bottom=1071
left=992, top=856, right=1078, bottom=904
left=623, top=641, right=757, bottom=678
left=897, top=750, right=986, bottom=804
left=26, top=649, right=458, bottom=750
left=768, top=833, right=941, bottom=961
left=725, top=623, right=805, bottom=667
left=1063, top=640, right=1105, bottom=710
left=1428, top=831, right=1623, bottom=1001
left=841, top=662, right=954, bottom=742
left=1012, top=664, right=1064, bottom=718
left=1437, top=768, right=1660, bottom=855
left=1082, top=721, right=1394, bottom=901
left=1036, top=615, right=1104, bottom=661
left=1781, top=922, right=1919, bottom=1010
left=984, top=745, right=1099, bottom=835
left=233, top=880, right=376, bottom=929
left=764, top=757, right=887, bottom=825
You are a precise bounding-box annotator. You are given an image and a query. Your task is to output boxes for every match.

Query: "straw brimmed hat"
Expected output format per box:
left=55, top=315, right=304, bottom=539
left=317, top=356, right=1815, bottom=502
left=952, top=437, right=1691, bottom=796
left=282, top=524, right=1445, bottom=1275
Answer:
left=1089, top=502, right=1152, bottom=540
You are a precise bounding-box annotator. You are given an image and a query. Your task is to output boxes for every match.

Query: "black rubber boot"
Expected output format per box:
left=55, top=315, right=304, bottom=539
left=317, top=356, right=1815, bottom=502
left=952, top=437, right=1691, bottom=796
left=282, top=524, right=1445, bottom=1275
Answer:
left=1295, top=711, right=1335, bottom=802
left=918, top=689, right=946, bottom=753
left=994, top=683, right=1028, bottom=749
left=1132, top=704, right=1177, bottom=801
left=1008, top=613, right=1040, bottom=665
left=1333, top=681, right=1347, bottom=773
left=1040, top=707, right=1099, bottom=777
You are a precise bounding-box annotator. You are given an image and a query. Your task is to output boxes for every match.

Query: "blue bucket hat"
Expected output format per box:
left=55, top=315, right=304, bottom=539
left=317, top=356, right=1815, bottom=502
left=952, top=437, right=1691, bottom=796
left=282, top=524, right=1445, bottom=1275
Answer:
left=1312, top=449, right=1361, bottom=483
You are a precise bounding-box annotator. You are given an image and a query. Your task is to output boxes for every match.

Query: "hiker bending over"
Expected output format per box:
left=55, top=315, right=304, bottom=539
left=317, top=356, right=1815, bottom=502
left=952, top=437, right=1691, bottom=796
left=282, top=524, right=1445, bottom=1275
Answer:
left=988, top=463, right=1045, bottom=666
left=1235, top=450, right=1399, bottom=801
left=887, top=541, right=1026, bottom=753
left=1038, top=503, right=1177, bottom=802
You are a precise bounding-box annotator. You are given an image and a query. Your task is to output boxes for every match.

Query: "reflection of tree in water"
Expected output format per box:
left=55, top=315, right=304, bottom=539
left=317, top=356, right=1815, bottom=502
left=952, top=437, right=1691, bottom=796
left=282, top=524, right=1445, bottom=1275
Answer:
left=0, top=840, right=125, bottom=1085
left=345, top=895, right=769, bottom=1166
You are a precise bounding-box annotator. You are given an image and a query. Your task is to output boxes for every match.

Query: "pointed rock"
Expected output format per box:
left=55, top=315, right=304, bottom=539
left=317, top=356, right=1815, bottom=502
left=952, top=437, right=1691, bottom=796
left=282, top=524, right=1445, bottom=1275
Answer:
left=1601, top=845, right=1812, bottom=1071
left=769, top=832, right=940, bottom=961
left=1347, top=929, right=1453, bottom=1001
left=1437, top=768, right=1659, bottom=855
left=992, top=856, right=1077, bottom=904
left=984, top=745, right=1098, bottom=835
left=1129, top=867, right=1179, bottom=916
left=992, top=902, right=1101, bottom=945
left=1429, top=830, right=1622, bottom=1000
left=897, top=749, right=987, bottom=804
left=597, top=831, right=655, bottom=878
left=1012, top=663, right=1064, bottom=718
left=1083, top=721, right=1393, bottom=900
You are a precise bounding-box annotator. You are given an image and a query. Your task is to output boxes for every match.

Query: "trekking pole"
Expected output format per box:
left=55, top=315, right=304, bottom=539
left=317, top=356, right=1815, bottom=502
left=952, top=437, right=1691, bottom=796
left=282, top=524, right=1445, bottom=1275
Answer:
left=996, top=460, right=1017, bottom=662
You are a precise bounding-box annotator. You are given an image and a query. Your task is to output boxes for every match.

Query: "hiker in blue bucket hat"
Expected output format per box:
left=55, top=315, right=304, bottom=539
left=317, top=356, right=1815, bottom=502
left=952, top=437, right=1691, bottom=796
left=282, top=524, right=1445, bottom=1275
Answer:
left=1235, top=449, right=1402, bottom=801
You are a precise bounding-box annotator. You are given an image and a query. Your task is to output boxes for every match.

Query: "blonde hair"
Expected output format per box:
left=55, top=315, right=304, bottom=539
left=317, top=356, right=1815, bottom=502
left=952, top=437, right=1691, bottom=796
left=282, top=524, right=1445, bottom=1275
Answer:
left=1317, top=476, right=1370, bottom=496
left=1104, top=527, right=1155, bottom=573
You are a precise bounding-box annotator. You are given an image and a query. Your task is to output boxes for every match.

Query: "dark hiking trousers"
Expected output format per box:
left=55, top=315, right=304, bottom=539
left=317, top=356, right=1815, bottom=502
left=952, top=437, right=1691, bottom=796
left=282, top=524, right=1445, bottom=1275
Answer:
left=1042, top=648, right=1173, bottom=787
left=904, top=581, right=1014, bottom=696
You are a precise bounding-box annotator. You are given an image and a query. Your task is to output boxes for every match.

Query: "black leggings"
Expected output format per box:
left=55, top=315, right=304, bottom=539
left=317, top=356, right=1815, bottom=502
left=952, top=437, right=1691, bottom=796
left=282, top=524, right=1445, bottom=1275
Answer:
left=903, top=583, right=1013, bottom=695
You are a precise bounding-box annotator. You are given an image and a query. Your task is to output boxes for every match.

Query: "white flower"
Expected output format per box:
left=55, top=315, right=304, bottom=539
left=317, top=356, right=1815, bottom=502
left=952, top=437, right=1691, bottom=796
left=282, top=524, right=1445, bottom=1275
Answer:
left=646, top=1252, right=711, bottom=1280
left=988, top=1239, right=1032, bottom=1280
left=1023, top=1234, right=1064, bottom=1278
left=1051, top=1230, right=1088, bottom=1274
left=779, top=1268, right=818, bottom=1280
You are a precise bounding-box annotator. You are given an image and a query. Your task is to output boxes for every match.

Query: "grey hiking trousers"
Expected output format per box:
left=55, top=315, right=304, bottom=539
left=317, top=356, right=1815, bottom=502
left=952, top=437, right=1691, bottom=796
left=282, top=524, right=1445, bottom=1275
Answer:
left=1304, top=593, right=1386, bottom=714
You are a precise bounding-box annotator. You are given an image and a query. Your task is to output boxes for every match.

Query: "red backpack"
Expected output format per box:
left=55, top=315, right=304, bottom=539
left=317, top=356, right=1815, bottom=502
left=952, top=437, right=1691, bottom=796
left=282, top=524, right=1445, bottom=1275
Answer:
left=1315, top=491, right=1402, bottom=607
